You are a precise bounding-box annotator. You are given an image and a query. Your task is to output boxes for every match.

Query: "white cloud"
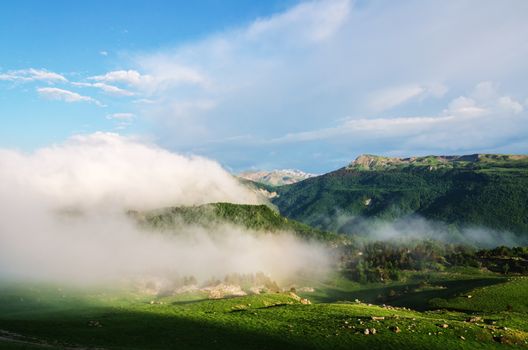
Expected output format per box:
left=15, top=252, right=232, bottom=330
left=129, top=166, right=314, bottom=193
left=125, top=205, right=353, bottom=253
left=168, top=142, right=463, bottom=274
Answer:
left=92, top=83, right=134, bottom=96
left=466, top=81, right=523, bottom=114
left=72, top=82, right=135, bottom=96
left=445, top=96, right=488, bottom=117
left=0, top=132, right=260, bottom=210
left=0, top=68, right=67, bottom=83
left=37, top=87, right=104, bottom=106
left=100, top=50, right=108, bottom=56
left=90, top=70, right=143, bottom=85
left=498, top=96, right=523, bottom=114
left=88, top=67, right=207, bottom=94
left=270, top=82, right=527, bottom=156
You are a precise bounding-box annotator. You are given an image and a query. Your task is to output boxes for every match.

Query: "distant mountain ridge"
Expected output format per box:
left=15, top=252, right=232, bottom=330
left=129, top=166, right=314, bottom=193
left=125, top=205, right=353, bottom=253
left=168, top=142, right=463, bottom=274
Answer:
left=348, top=153, right=528, bottom=171
left=272, top=153, right=528, bottom=236
left=238, top=169, right=316, bottom=186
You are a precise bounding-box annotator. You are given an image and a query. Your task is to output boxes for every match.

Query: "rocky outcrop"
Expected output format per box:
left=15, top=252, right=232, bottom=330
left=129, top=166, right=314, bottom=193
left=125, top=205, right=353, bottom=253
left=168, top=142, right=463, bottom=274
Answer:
left=347, top=153, right=528, bottom=171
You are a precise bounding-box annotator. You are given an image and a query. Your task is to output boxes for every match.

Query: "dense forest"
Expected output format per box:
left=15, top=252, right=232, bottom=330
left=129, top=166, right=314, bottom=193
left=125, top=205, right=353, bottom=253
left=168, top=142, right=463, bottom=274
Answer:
left=340, top=241, right=528, bottom=283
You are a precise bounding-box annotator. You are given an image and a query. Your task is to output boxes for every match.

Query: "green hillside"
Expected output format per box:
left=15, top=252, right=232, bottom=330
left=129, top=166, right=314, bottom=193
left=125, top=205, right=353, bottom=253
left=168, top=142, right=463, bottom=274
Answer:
left=272, top=154, right=528, bottom=237
left=131, top=202, right=341, bottom=242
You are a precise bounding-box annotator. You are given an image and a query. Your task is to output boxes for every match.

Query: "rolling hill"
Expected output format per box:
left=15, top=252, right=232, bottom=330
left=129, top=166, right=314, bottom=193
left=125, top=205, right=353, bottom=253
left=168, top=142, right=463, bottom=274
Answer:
left=130, top=202, right=341, bottom=242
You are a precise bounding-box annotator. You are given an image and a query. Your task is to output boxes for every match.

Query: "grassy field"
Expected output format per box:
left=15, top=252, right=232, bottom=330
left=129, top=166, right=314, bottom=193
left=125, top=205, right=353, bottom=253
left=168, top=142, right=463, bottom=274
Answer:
left=0, top=270, right=527, bottom=349
left=430, top=276, right=528, bottom=313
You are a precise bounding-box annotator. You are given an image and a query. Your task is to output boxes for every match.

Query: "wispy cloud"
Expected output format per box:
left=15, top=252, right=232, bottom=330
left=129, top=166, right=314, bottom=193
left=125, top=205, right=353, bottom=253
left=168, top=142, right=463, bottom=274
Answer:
left=0, top=68, right=67, bottom=83
left=368, top=83, right=447, bottom=112
left=37, top=87, right=104, bottom=106
left=88, top=67, right=207, bottom=94
left=72, top=82, right=135, bottom=96
left=106, top=113, right=135, bottom=130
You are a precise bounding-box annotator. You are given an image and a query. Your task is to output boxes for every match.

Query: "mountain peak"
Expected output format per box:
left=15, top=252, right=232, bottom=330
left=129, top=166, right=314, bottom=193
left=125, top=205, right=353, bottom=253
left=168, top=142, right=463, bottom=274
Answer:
left=238, top=169, right=316, bottom=186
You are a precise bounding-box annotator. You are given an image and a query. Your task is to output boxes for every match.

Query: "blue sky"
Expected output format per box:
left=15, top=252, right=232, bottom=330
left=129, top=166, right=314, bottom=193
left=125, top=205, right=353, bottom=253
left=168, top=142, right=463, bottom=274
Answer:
left=1, top=0, right=528, bottom=173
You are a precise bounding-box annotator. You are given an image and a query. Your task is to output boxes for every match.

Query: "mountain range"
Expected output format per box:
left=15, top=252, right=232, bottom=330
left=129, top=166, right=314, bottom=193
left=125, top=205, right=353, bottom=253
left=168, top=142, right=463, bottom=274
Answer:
left=266, top=154, right=528, bottom=236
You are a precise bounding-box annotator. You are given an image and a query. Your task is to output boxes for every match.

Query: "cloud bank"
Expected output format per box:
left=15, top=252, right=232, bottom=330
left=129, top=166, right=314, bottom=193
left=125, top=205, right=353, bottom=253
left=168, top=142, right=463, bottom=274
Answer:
left=0, top=132, right=260, bottom=210
left=110, top=0, right=527, bottom=171
left=0, top=133, right=329, bottom=285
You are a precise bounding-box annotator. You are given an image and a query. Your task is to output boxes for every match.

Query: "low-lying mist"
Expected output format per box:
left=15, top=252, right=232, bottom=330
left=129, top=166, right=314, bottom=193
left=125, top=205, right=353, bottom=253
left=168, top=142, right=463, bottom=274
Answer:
left=339, top=214, right=528, bottom=248
left=0, top=133, right=330, bottom=287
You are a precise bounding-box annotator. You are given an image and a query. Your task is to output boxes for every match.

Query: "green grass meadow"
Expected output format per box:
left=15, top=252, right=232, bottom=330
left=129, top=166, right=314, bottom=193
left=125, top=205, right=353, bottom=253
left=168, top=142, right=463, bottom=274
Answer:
left=1, top=271, right=527, bottom=349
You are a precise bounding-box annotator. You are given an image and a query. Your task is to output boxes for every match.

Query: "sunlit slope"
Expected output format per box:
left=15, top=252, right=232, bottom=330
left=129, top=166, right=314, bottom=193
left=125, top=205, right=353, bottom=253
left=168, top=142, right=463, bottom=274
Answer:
left=272, top=154, right=528, bottom=235
left=131, top=202, right=341, bottom=242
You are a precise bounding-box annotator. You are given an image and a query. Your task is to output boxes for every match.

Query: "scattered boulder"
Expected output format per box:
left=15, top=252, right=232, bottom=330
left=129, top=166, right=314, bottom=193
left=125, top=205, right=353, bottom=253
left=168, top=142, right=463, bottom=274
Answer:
left=466, top=316, right=482, bottom=323
left=389, top=326, right=401, bottom=333
left=363, top=328, right=370, bottom=335
left=87, top=320, right=102, bottom=328
left=289, top=292, right=311, bottom=305
left=204, top=284, right=247, bottom=299
left=493, top=335, right=505, bottom=344
left=439, top=323, right=449, bottom=329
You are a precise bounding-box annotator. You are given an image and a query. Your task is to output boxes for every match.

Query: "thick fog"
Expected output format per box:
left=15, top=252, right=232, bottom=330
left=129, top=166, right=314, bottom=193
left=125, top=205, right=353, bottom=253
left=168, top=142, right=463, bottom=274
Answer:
left=0, top=133, right=330, bottom=285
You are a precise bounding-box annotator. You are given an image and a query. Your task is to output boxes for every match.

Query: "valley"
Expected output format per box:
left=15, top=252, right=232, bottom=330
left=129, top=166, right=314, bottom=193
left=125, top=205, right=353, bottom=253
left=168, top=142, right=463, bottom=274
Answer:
left=1, top=153, right=527, bottom=350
